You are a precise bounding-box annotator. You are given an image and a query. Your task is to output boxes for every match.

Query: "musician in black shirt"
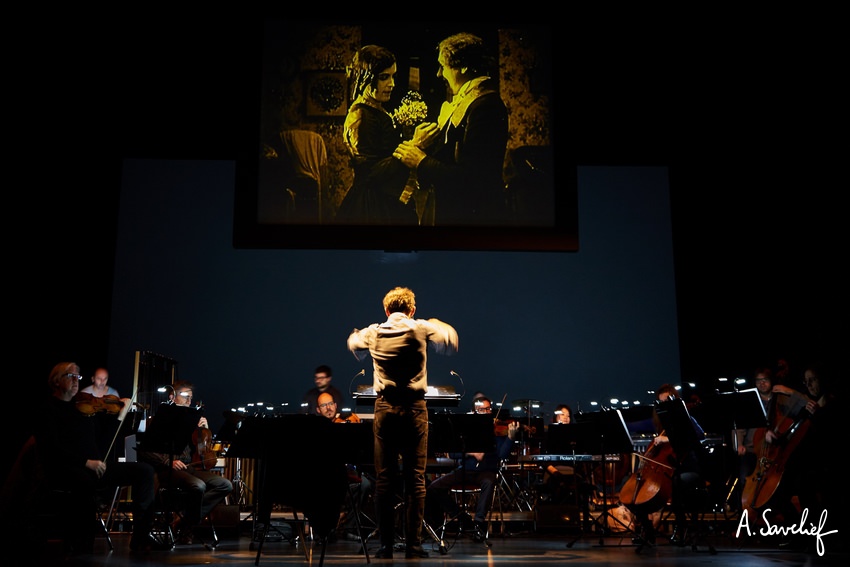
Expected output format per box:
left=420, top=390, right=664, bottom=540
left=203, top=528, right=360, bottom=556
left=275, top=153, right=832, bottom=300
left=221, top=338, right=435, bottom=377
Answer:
left=32, top=362, right=163, bottom=555
left=424, top=396, right=518, bottom=543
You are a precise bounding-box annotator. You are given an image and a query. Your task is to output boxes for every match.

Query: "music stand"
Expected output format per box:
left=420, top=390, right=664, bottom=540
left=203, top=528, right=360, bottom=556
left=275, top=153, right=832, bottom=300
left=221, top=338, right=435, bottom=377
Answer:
left=688, top=389, right=767, bottom=440
left=331, top=421, right=374, bottom=545
left=654, top=399, right=702, bottom=459
left=134, top=403, right=204, bottom=548
left=429, top=413, right=494, bottom=454
left=138, top=402, right=202, bottom=456
left=574, top=409, right=635, bottom=544
left=228, top=415, right=352, bottom=566
left=428, top=413, right=496, bottom=549
left=543, top=422, right=600, bottom=545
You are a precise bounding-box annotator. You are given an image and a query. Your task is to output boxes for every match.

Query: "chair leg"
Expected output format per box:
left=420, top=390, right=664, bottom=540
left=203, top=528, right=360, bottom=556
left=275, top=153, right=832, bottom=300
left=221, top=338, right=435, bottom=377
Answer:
left=196, top=514, right=219, bottom=550
left=96, top=486, right=121, bottom=550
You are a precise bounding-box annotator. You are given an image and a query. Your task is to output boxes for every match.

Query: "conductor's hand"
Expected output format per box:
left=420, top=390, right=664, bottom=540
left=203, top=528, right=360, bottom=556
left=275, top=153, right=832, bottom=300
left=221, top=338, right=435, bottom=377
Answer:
left=198, top=416, right=209, bottom=429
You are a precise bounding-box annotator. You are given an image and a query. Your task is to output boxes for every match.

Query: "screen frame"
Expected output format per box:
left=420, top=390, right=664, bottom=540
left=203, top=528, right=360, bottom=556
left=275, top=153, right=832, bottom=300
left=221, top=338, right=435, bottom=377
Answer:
left=232, top=20, right=576, bottom=252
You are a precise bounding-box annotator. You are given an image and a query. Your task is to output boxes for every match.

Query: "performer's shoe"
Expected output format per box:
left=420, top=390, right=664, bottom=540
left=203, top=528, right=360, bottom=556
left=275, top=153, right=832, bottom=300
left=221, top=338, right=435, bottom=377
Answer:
left=374, top=545, right=393, bottom=559
left=405, top=545, right=430, bottom=558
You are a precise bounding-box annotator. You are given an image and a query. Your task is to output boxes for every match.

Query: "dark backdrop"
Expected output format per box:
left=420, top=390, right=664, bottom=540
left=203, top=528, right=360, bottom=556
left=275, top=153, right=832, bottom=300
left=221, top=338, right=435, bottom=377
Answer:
left=108, top=161, right=678, bottom=429
left=10, top=14, right=841, bottom=478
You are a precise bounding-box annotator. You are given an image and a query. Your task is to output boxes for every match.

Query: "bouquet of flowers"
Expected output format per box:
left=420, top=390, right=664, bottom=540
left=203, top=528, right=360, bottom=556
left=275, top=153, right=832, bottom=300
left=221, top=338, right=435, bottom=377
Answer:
left=393, top=91, right=429, bottom=136
left=392, top=91, right=429, bottom=210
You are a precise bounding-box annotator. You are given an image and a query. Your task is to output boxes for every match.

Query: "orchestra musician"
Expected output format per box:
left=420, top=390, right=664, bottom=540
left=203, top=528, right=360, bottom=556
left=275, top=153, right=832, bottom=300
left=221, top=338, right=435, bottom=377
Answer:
left=624, top=384, right=707, bottom=548
left=32, top=362, right=163, bottom=555
left=317, top=392, right=374, bottom=540
left=732, top=367, right=774, bottom=512
left=741, top=362, right=829, bottom=550
left=80, top=366, right=121, bottom=398
left=424, top=396, right=519, bottom=543
left=538, top=403, right=593, bottom=531
left=77, top=365, right=134, bottom=464
left=302, top=364, right=345, bottom=415
left=137, top=380, right=232, bottom=546
left=540, top=405, right=575, bottom=495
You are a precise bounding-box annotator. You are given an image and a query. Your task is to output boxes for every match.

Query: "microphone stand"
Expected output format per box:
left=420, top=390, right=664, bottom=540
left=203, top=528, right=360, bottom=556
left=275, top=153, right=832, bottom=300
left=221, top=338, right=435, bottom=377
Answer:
left=347, top=369, right=366, bottom=397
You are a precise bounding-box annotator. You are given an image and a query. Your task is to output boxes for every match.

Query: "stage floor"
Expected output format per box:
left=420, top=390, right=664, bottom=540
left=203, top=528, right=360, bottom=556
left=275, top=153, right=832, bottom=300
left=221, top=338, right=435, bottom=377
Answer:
left=38, top=525, right=846, bottom=567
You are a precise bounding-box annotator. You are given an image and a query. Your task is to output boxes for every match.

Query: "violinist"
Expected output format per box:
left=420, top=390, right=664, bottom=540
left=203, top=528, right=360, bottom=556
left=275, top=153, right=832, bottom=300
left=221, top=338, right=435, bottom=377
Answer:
left=317, top=391, right=360, bottom=423
left=77, top=366, right=133, bottom=462
left=317, top=392, right=374, bottom=539
left=424, top=396, right=519, bottom=543
left=80, top=366, right=120, bottom=398
left=137, top=380, right=232, bottom=546
left=32, top=362, right=163, bottom=555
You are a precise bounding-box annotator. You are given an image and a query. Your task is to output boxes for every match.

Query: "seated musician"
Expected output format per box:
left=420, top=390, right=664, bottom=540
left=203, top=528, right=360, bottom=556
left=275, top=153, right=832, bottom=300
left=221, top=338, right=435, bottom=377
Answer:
left=316, top=392, right=374, bottom=540
left=538, top=404, right=593, bottom=530
left=541, top=404, right=576, bottom=492
left=632, top=384, right=707, bottom=547
left=424, top=396, right=519, bottom=542
left=745, top=362, right=832, bottom=550
left=31, top=362, right=164, bottom=555
left=137, top=380, right=233, bottom=545
left=731, top=367, right=782, bottom=513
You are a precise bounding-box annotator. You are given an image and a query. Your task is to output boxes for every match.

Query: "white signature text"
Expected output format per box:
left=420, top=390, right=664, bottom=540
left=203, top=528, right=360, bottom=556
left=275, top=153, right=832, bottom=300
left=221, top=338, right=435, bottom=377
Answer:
left=736, top=508, right=837, bottom=556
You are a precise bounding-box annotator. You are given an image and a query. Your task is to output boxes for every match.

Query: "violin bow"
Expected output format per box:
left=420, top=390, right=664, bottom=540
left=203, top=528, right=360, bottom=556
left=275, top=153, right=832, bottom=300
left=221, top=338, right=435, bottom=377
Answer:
left=103, top=386, right=138, bottom=463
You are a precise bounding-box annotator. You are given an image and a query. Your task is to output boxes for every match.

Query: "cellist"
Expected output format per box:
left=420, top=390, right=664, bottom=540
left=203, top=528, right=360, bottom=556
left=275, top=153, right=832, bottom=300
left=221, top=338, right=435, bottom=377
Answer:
left=732, top=367, right=775, bottom=512
left=138, top=380, right=233, bottom=546
left=740, top=364, right=810, bottom=531
left=629, top=384, right=707, bottom=548
left=747, top=362, right=839, bottom=550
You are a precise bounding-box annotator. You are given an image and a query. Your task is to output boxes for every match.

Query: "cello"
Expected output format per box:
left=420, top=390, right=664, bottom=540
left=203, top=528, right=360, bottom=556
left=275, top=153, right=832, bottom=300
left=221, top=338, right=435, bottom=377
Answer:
left=741, top=389, right=812, bottom=517
left=619, top=433, right=677, bottom=516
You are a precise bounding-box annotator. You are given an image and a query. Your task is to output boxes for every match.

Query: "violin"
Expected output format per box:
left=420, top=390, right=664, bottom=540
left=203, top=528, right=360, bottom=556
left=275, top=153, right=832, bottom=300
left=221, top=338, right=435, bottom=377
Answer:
left=494, top=419, right=535, bottom=437
left=333, top=412, right=361, bottom=423
left=191, top=402, right=219, bottom=470
left=74, top=392, right=125, bottom=416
